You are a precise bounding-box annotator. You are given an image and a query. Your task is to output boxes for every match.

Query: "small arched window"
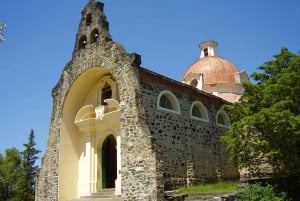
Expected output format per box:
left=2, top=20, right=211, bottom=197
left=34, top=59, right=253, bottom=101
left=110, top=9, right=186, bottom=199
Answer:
left=190, top=101, right=209, bottom=122
left=86, top=13, right=92, bottom=26
left=101, top=82, right=112, bottom=105
left=190, top=79, right=198, bottom=87
left=79, top=35, right=87, bottom=49
left=160, top=95, right=173, bottom=110
left=157, top=90, right=181, bottom=114
left=91, top=29, right=99, bottom=43
left=216, top=110, right=230, bottom=127
left=97, top=76, right=118, bottom=106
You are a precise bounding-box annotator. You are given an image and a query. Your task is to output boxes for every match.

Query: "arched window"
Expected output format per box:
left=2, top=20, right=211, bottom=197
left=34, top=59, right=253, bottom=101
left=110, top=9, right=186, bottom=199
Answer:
left=157, top=90, right=181, bottom=114
left=216, top=110, right=230, bottom=127
left=190, top=101, right=209, bottom=122
left=101, top=82, right=112, bottom=105
left=97, top=76, right=118, bottom=106
left=79, top=35, right=87, bottom=49
left=160, top=95, right=173, bottom=110
left=190, top=79, right=198, bottom=87
left=91, top=29, right=99, bottom=43
left=86, top=13, right=92, bottom=26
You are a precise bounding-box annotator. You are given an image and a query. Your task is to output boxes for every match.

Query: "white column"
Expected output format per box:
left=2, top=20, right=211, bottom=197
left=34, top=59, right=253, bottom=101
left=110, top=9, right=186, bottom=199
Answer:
left=78, top=133, right=91, bottom=196
left=115, top=134, right=121, bottom=195
left=78, top=131, right=96, bottom=196
left=90, top=133, right=97, bottom=194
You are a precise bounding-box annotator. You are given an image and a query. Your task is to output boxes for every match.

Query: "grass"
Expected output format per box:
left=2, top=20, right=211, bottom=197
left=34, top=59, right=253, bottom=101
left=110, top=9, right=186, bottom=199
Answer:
left=177, top=181, right=238, bottom=194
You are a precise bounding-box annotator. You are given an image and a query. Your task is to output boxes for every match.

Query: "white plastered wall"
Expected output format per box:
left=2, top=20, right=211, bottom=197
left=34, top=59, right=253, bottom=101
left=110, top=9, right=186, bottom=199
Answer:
left=59, top=67, right=120, bottom=200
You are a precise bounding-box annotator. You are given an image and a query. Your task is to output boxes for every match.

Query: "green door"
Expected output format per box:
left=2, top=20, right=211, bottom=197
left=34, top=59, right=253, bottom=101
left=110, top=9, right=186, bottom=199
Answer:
left=102, top=135, right=117, bottom=188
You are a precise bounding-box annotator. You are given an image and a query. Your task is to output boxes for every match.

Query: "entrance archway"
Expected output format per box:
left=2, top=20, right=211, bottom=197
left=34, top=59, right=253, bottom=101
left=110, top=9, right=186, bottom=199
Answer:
left=102, top=135, right=117, bottom=188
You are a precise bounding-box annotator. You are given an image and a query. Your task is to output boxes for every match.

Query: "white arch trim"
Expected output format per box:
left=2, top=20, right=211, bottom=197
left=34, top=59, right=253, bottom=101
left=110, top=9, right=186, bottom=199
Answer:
left=190, top=101, right=209, bottom=123
left=157, top=90, right=181, bottom=114
left=216, top=110, right=230, bottom=128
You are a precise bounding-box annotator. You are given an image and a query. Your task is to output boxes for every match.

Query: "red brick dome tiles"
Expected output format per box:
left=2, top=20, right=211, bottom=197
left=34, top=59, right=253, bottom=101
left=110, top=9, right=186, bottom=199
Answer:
left=182, top=56, right=239, bottom=85
left=181, top=40, right=248, bottom=103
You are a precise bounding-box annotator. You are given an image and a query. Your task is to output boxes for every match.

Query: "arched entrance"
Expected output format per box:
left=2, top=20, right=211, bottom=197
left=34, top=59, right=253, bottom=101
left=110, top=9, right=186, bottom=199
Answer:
left=102, top=135, right=117, bottom=188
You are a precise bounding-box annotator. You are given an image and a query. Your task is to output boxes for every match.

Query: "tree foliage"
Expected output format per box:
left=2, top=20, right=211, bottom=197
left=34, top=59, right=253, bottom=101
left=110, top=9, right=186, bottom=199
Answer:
left=0, top=148, right=21, bottom=201
left=0, top=22, right=5, bottom=42
left=221, top=48, right=300, bottom=180
left=16, top=129, right=41, bottom=201
left=0, top=130, right=40, bottom=201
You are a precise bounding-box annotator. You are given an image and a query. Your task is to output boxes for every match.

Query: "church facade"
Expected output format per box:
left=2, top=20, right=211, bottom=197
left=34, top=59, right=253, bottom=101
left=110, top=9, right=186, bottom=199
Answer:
left=35, top=1, right=246, bottom=200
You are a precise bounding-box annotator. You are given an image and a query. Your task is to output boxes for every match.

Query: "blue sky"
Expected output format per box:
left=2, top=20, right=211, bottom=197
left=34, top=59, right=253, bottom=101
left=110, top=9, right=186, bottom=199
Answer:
left=0, top=0, right=299, bottom=161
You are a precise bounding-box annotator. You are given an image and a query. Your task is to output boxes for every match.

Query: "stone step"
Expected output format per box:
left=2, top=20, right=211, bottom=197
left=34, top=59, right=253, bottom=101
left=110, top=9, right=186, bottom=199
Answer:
left=65, top=188, right=121, bottom=201
left=85, top=188, right=116, bottom=198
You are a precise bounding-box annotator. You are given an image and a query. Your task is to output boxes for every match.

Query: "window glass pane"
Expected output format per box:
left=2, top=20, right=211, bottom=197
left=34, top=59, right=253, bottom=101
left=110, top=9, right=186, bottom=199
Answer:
left=218, top=114, right=225, bottom=124
left=217, top=112, right=230, bottom=126
left=160, top=95, right=173, bottom=110
left=192, top=106, right=202, bottom=118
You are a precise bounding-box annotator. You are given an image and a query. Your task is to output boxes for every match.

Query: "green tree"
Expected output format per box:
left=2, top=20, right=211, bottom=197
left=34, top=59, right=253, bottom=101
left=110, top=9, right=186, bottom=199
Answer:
left=0, top=22, right=5, bottom=42
left=16, top=129, right=41, bottom=201
left=221, top=48, right=300, bottom=180
left=0, top=148, right=21, bottom=201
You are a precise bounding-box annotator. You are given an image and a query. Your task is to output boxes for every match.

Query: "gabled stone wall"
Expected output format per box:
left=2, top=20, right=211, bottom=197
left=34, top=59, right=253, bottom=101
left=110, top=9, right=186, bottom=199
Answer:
left=35, top=1, right=158, bottom=200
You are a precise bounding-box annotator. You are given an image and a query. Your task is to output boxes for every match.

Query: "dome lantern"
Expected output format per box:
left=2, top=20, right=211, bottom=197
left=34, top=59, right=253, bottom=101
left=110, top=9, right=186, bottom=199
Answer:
left=199, top=40, right=218, bottom=58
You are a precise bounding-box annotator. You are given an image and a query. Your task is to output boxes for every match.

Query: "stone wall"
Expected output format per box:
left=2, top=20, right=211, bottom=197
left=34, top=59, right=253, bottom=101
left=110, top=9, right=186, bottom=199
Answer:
left=139, top=69, right=239, bottom=193
left=35, top=44, right=160, bottom=201
left=35, top=1, right=159, bottom=200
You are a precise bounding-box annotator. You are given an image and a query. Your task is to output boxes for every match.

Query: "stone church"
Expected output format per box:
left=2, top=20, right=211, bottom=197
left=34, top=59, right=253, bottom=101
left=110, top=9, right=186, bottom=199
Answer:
left=35, top=1, right=248, bottom=200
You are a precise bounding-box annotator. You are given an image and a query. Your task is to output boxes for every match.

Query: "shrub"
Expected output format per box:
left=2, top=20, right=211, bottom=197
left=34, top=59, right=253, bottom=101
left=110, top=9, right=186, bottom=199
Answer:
left=235, top=183, right=290, bottom=201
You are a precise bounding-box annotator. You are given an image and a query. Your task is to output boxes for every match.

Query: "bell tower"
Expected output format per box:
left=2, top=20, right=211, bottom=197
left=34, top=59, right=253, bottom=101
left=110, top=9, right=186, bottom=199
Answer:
left=73, top=0, right=112, bottom=54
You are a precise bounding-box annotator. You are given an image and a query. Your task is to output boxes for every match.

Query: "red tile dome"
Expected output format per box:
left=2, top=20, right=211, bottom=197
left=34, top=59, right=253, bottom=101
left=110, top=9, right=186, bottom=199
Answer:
left=182, top=56, right=239, bottom=85
left=182, top=40, right=248, bottom=103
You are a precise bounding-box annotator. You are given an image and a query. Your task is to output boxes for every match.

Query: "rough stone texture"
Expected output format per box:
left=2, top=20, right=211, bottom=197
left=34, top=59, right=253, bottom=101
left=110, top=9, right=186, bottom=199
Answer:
left=35, top=1, right=238, bottom=201
left=36, top=2, right=157, bottom=201
left=139, top=69, right=239, bottom=193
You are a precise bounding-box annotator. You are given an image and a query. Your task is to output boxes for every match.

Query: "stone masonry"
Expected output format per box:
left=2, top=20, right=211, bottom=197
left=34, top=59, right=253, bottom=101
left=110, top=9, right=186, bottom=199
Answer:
left=36, top=1, right=157, bottom=200
left=139, top=69, right=238, bottom=191
left=35, top=1, right=239, bottom=201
